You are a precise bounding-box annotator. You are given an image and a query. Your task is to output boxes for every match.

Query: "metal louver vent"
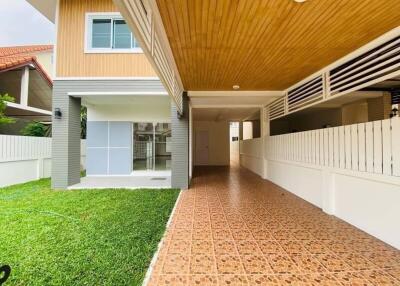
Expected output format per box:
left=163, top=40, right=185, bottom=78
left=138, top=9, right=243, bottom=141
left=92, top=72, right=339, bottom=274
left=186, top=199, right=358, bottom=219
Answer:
left=330, top=35, right=400, bottom=97
left=269, top=97, right=285, bottom=120
left=287, top=76, right=324, bottom=112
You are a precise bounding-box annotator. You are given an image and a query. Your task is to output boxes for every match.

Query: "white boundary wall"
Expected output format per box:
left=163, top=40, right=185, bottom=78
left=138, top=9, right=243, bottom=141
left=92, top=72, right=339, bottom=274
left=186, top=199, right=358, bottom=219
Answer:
left=264, top=117, right=400, bottom=249
left=239, top=138, right=264, bottom=177
left=0, top=135, right=86, bottom=187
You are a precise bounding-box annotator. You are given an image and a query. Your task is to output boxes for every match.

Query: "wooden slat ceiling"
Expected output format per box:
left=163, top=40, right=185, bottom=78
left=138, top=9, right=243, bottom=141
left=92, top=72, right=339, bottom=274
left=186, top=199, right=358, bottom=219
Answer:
left=155, top=0, right=400, bottom=91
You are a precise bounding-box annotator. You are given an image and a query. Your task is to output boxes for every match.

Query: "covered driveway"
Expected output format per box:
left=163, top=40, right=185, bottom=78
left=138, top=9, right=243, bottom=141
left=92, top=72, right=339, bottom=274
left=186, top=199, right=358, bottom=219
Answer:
left=147, top=165, right=400, bottom=285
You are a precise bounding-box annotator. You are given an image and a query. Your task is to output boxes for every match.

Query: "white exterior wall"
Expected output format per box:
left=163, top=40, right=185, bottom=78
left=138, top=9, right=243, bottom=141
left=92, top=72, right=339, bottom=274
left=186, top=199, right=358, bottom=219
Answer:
left=0, top=135, right=86, bottom=187
left=263, top=117, right=400, bottom=249
left=239, top=138, right=264, bottom=177
left=35, top=51, right=54, bottom=78
left=86, top=96, right=171, bottom=122
left=193, top=120, right=230, bottom=166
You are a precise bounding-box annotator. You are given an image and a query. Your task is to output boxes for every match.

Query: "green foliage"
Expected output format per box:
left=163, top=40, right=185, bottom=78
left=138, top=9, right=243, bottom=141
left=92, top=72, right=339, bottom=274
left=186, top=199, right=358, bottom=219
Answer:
left=81, top=106, right=87, bottom=139
left=20, top=121, right=51, bottom=137
left=0, top=94, right=16, bottom=125
left=0, top=178, right=179, bottom=285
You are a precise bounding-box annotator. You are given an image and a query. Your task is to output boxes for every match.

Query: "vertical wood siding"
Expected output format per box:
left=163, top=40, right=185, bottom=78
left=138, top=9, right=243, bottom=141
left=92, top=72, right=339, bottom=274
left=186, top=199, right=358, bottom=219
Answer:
left=57, top=0, right=157, bottom=77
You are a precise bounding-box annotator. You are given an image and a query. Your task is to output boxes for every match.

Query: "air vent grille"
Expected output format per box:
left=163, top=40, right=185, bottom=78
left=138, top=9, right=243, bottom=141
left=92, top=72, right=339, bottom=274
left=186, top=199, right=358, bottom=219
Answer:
left=330, top=35, right=400, bottom=97
left=287, top=76, right=324, bottom=112
left=269, top=97, right=285, bottom=120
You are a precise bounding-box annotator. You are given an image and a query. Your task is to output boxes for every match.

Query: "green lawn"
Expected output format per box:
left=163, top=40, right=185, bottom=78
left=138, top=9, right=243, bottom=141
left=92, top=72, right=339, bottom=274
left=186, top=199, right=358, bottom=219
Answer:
left=0, top=179, right=179, bottom=286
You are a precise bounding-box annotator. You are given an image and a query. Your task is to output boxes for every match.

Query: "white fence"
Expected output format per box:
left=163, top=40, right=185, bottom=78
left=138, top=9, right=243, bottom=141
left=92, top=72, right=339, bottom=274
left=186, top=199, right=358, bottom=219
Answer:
left=264, top=117, right=400, bottom=249
left=0, top=135, right=86, bottom=187
left=267, top=117, right=400, bottom=177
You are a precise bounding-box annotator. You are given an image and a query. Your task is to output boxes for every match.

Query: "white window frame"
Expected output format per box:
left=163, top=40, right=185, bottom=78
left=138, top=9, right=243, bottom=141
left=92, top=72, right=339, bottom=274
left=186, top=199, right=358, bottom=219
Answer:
left=85, top=12, right=143, bottom=54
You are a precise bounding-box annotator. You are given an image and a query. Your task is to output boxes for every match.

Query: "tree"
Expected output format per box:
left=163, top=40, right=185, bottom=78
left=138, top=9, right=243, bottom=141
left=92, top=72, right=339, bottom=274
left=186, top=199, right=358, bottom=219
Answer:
left=0, top=94, right=16, bottom=125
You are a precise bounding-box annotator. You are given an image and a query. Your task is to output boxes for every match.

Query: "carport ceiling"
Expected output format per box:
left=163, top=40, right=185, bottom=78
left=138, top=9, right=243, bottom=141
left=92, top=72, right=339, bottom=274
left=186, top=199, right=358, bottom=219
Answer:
left=193, top=107, right=259, bottom=121
left=156, top=0, right=400, bottom=91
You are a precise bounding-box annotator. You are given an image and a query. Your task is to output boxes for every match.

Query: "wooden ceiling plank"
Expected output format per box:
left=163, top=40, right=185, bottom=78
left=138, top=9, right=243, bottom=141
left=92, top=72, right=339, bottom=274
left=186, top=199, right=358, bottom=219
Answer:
left=156, top=0, right=400, bottom=90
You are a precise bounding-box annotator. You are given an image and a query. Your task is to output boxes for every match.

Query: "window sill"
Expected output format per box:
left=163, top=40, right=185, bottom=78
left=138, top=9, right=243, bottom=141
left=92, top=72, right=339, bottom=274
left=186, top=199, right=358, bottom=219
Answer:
left=84, top=48, right=143, bottom=54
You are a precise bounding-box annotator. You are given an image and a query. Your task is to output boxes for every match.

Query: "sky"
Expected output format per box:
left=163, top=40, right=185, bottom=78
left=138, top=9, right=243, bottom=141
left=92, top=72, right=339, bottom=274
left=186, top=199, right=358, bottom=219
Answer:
left=0, top=0, right=55, bottom=47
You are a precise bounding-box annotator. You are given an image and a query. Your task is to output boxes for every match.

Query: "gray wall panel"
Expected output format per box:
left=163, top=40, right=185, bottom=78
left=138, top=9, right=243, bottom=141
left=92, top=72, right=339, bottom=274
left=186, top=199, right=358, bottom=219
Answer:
left=171, top=93, right=189, bottom=189
left=109, top=148, right=132, bottom=175
left=87, top=121, right=108, bottom=147
left=52, top=84, right=81, bottom=189
left=109, top=122, right=132, bottom=147
left=86, top=148, right=108, bottom=175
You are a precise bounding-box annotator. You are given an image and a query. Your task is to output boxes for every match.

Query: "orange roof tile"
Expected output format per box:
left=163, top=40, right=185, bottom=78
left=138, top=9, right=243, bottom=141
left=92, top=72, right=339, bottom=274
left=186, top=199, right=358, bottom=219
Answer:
left=0, top=45, right=53, bottom=86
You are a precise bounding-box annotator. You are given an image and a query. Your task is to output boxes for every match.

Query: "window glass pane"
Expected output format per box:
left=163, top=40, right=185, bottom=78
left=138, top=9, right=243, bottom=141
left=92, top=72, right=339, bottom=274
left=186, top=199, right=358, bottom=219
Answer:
left=132, top=36, right=140, bottom=49
left=92, top=19, right=111, bottom=48
left=113, top=19, right=132, bottom=49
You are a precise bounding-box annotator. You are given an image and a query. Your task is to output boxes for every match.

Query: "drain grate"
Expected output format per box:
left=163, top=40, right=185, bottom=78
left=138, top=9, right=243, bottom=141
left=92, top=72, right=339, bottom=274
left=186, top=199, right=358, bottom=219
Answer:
left=150, top=177, right=167, bottom=181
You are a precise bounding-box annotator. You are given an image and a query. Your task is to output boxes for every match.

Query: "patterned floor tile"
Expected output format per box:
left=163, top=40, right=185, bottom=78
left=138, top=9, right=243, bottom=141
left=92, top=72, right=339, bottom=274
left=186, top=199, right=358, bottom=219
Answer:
left=146, top=166, right=400, bottom=285
left=216, top=255, right=244, bottom=274
left=241, top=255, right=272, bottom=274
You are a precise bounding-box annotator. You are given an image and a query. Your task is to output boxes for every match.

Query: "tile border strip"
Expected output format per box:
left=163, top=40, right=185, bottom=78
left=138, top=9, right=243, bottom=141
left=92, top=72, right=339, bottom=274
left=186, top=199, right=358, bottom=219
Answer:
left=141, top=189, right=183, bottom=286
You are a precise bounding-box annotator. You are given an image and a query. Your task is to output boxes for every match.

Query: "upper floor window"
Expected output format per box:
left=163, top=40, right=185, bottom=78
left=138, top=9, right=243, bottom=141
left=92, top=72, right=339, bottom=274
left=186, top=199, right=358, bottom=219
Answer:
left=85, top=13, right=142, bottom=53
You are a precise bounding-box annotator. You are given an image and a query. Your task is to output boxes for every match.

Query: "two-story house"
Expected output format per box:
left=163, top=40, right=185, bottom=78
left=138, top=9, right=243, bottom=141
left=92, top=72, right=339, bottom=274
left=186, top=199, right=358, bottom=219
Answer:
left=28, top=0, right=183, bottom=189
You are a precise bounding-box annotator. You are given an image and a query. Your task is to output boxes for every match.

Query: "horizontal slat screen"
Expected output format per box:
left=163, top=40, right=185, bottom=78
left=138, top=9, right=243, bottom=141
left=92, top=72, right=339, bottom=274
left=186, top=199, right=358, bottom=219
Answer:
left=287, top=76, right=324, bottom=112
left=117, top=0, right=184, bottom=112
left=268, top=97, right=285, bottom=120
left=266, top=117, right=400, bottom=177
left=330, top=35, right=400, bottom=97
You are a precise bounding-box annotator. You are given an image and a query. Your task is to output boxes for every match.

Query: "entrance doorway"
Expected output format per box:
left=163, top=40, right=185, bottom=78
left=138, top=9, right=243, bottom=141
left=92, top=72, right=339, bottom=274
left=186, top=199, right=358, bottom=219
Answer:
left=195, top=130, right=209, bottom=165
left=229, top=122, right=240, bottom=165
left=133, top=122, right=171, bottom=171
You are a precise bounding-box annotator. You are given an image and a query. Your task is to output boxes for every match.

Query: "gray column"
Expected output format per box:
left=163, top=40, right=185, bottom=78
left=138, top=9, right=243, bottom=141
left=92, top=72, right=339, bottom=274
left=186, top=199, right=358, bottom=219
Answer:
left=171, top=93, right=189, bottom=189
left=51, top=82, right=81, bottom=189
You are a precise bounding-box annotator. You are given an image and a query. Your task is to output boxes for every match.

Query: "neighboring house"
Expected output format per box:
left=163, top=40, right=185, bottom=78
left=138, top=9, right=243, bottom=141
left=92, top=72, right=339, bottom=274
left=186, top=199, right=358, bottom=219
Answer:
left=0, top=45, right=53, bottom=134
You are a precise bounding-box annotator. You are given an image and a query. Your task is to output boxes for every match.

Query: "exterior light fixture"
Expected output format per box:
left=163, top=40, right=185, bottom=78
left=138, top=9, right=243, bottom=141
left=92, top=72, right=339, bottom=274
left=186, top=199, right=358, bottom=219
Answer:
left=233, top=85, right=240, bottom=90
left=54, top=108, right=62, bottom=119
left=294, top=0, right=307, bottom=3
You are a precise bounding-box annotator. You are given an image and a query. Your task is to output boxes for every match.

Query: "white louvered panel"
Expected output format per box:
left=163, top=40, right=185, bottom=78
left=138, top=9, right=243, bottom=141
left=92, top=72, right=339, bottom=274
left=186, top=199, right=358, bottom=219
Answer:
left=328, top=128, right=334, bottom=168
left=373, top=121, right=383, bottom=174
left=358, top=123, right=366, bottom=172
left=351, top=124, right=359, bottom=171
left=329, top=35, right=400, bottom=98
left=268, top=97, right=285, bottom=120
left=287, top=76, right=324, bottom=113
left=333, top=127, right=340, bottom=168
left=344, top=125, right=352, bottom=169
left=392, top=117, right=400, bottom=176
left=365, top=122, right=374, bottom=173
left=382, top=119, right=392, bottom=176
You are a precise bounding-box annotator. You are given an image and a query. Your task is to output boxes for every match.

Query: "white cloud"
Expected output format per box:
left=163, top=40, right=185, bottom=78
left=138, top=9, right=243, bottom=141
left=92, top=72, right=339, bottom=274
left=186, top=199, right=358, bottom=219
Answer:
left=0, top=0, right=54, bottom=47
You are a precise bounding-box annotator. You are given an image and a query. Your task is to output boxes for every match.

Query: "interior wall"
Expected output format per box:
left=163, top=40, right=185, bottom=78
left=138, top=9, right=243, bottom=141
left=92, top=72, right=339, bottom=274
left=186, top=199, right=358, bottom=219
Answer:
left=342, top=100, right=368, bottom=125
left=193, top=120, right=230, bottom=166
left=271, top=108, right=342, bottom=135
left=290, top=108, right=342, bottom=131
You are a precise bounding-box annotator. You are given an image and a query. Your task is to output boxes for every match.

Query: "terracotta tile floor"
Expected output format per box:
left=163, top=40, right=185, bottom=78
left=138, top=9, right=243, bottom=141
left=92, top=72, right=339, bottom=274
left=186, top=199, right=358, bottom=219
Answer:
left=148, top=166, right=400, bottom=285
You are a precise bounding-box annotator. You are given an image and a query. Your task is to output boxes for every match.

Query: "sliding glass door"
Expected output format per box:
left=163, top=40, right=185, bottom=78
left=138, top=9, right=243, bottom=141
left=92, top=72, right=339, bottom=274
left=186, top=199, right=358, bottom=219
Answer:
left=133, top=122, right=171, bottom=171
